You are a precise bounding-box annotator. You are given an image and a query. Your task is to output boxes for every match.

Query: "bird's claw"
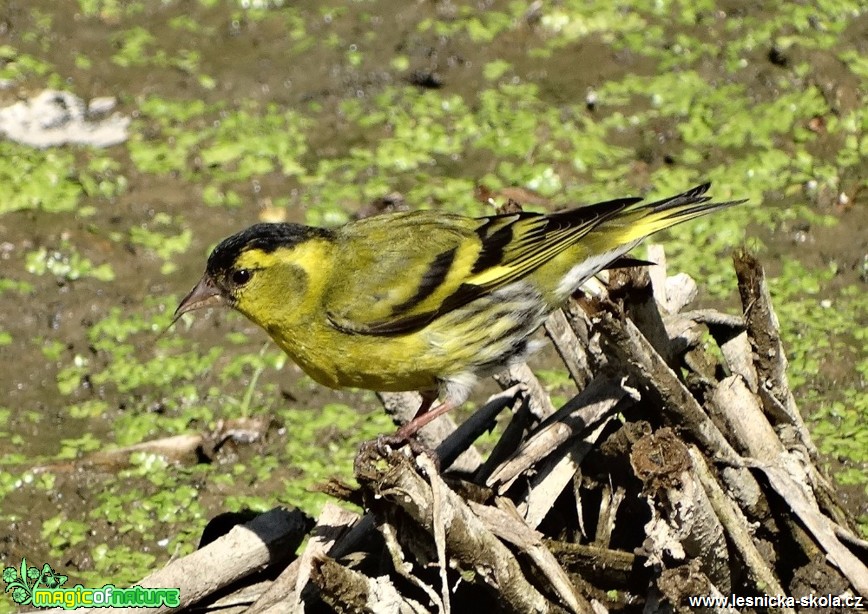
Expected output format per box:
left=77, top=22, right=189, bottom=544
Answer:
left=373, top=433, right=431, bottom=458
left=354, top=432, right=440, bottom=473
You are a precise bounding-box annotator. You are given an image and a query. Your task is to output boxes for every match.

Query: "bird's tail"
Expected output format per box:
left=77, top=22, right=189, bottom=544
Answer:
left=609, top=182, right=745, bottom=242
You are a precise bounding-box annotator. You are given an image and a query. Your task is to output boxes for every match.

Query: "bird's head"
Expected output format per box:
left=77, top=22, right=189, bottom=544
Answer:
left=174, top=223, right=335, bottom=330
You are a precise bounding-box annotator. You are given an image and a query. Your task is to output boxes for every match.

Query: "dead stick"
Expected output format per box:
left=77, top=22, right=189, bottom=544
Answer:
left=631, top=429, right=732, bottom=593
left=470, top=498, right=593, bottom=614
left=732, top=250, right=817, bottom=457
left=544, top=308, right=593, bottom=389
left=436, top=386, right=519, bottom=472
left=486, top=376, right=629, bottom=489
left=494, top=362, right=557, bottom=420
left=357, top=448, right=555, bottom=613
left=687, top=447, right=794, bottom=614
left=81, top=508, right=310, bottom=614
left=249, top=503, right=358, bottom=613
left=744, top=459, right=868, bottom=598
left=593, top=309, right=740, bottom=462
left=310, top=556, right=429, bottom=613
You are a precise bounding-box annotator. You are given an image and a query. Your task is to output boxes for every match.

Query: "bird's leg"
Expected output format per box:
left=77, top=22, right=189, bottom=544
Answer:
left=410, top=389, right=439, bottom=420
left=365, top=391, right=444, bottom=461
left=395, top=397, right=458, bottom=440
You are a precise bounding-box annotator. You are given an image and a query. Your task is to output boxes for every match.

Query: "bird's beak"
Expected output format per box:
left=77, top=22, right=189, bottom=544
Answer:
left=172, top=274, right=225, bottom=325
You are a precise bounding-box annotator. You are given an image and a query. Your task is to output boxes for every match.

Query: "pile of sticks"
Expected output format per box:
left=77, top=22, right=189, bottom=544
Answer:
left=66, top=248, right=867, bottom=614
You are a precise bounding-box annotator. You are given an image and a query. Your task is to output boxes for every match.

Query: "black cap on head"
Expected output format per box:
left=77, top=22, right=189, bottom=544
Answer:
left=206, top=223, right=333, bottom=275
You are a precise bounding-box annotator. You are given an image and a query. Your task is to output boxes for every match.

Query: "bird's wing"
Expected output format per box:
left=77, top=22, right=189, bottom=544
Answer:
left=324, top=197, right=640, bottom=336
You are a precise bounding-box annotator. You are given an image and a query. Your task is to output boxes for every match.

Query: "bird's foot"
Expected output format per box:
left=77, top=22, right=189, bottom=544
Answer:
left=377, top=432, right=430, bottom=457
left=354, top=432, right=440, bottom=474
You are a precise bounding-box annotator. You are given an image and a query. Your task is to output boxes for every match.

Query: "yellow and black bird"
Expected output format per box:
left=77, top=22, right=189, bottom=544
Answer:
left=175, top=183, right=740, bottom=437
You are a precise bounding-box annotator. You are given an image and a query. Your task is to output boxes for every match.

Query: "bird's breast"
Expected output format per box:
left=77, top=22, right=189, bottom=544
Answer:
left=266, top=321, right=441, bottom=393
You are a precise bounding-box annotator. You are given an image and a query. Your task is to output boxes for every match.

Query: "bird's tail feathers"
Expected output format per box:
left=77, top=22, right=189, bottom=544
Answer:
left=615, top=183, right=745, bottom=239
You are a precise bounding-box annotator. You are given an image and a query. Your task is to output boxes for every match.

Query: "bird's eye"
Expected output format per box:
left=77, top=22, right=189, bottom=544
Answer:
left=232, top=269, right=252, bottom=286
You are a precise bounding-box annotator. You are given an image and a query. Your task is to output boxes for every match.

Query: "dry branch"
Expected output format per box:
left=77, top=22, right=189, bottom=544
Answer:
left=733, top=249, right=817, bottom=457
left=493, top=362, right=558, bottom=420
left=247, top=503, right=359, bottom=613
left=592, top=307, right=741, bottom=463
left=687, top=446, right=793, bottom=614
left=486, top=375, right=630, bottom=490
left=470, top=498, right=592, bottom=613
left=310, top=556, right=429, bottom=613
left=631, top=428, right=731, bottom=593
left=355, top=447, right=556, bottom=613
left=81, top=508, right=309, bottom=614
left=544, top=308, right=593, bottom=389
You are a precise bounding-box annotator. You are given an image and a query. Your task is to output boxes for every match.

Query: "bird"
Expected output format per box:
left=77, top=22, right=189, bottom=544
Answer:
left=175, top=183, right=742, bottom=439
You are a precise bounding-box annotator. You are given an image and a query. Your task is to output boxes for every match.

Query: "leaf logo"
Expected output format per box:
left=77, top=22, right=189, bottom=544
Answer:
left=2, top=559, right=68, bottom=605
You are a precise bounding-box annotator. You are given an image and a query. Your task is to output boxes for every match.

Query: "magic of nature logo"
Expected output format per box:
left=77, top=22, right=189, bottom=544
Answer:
left=3, top=559, right=180, bottom=609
